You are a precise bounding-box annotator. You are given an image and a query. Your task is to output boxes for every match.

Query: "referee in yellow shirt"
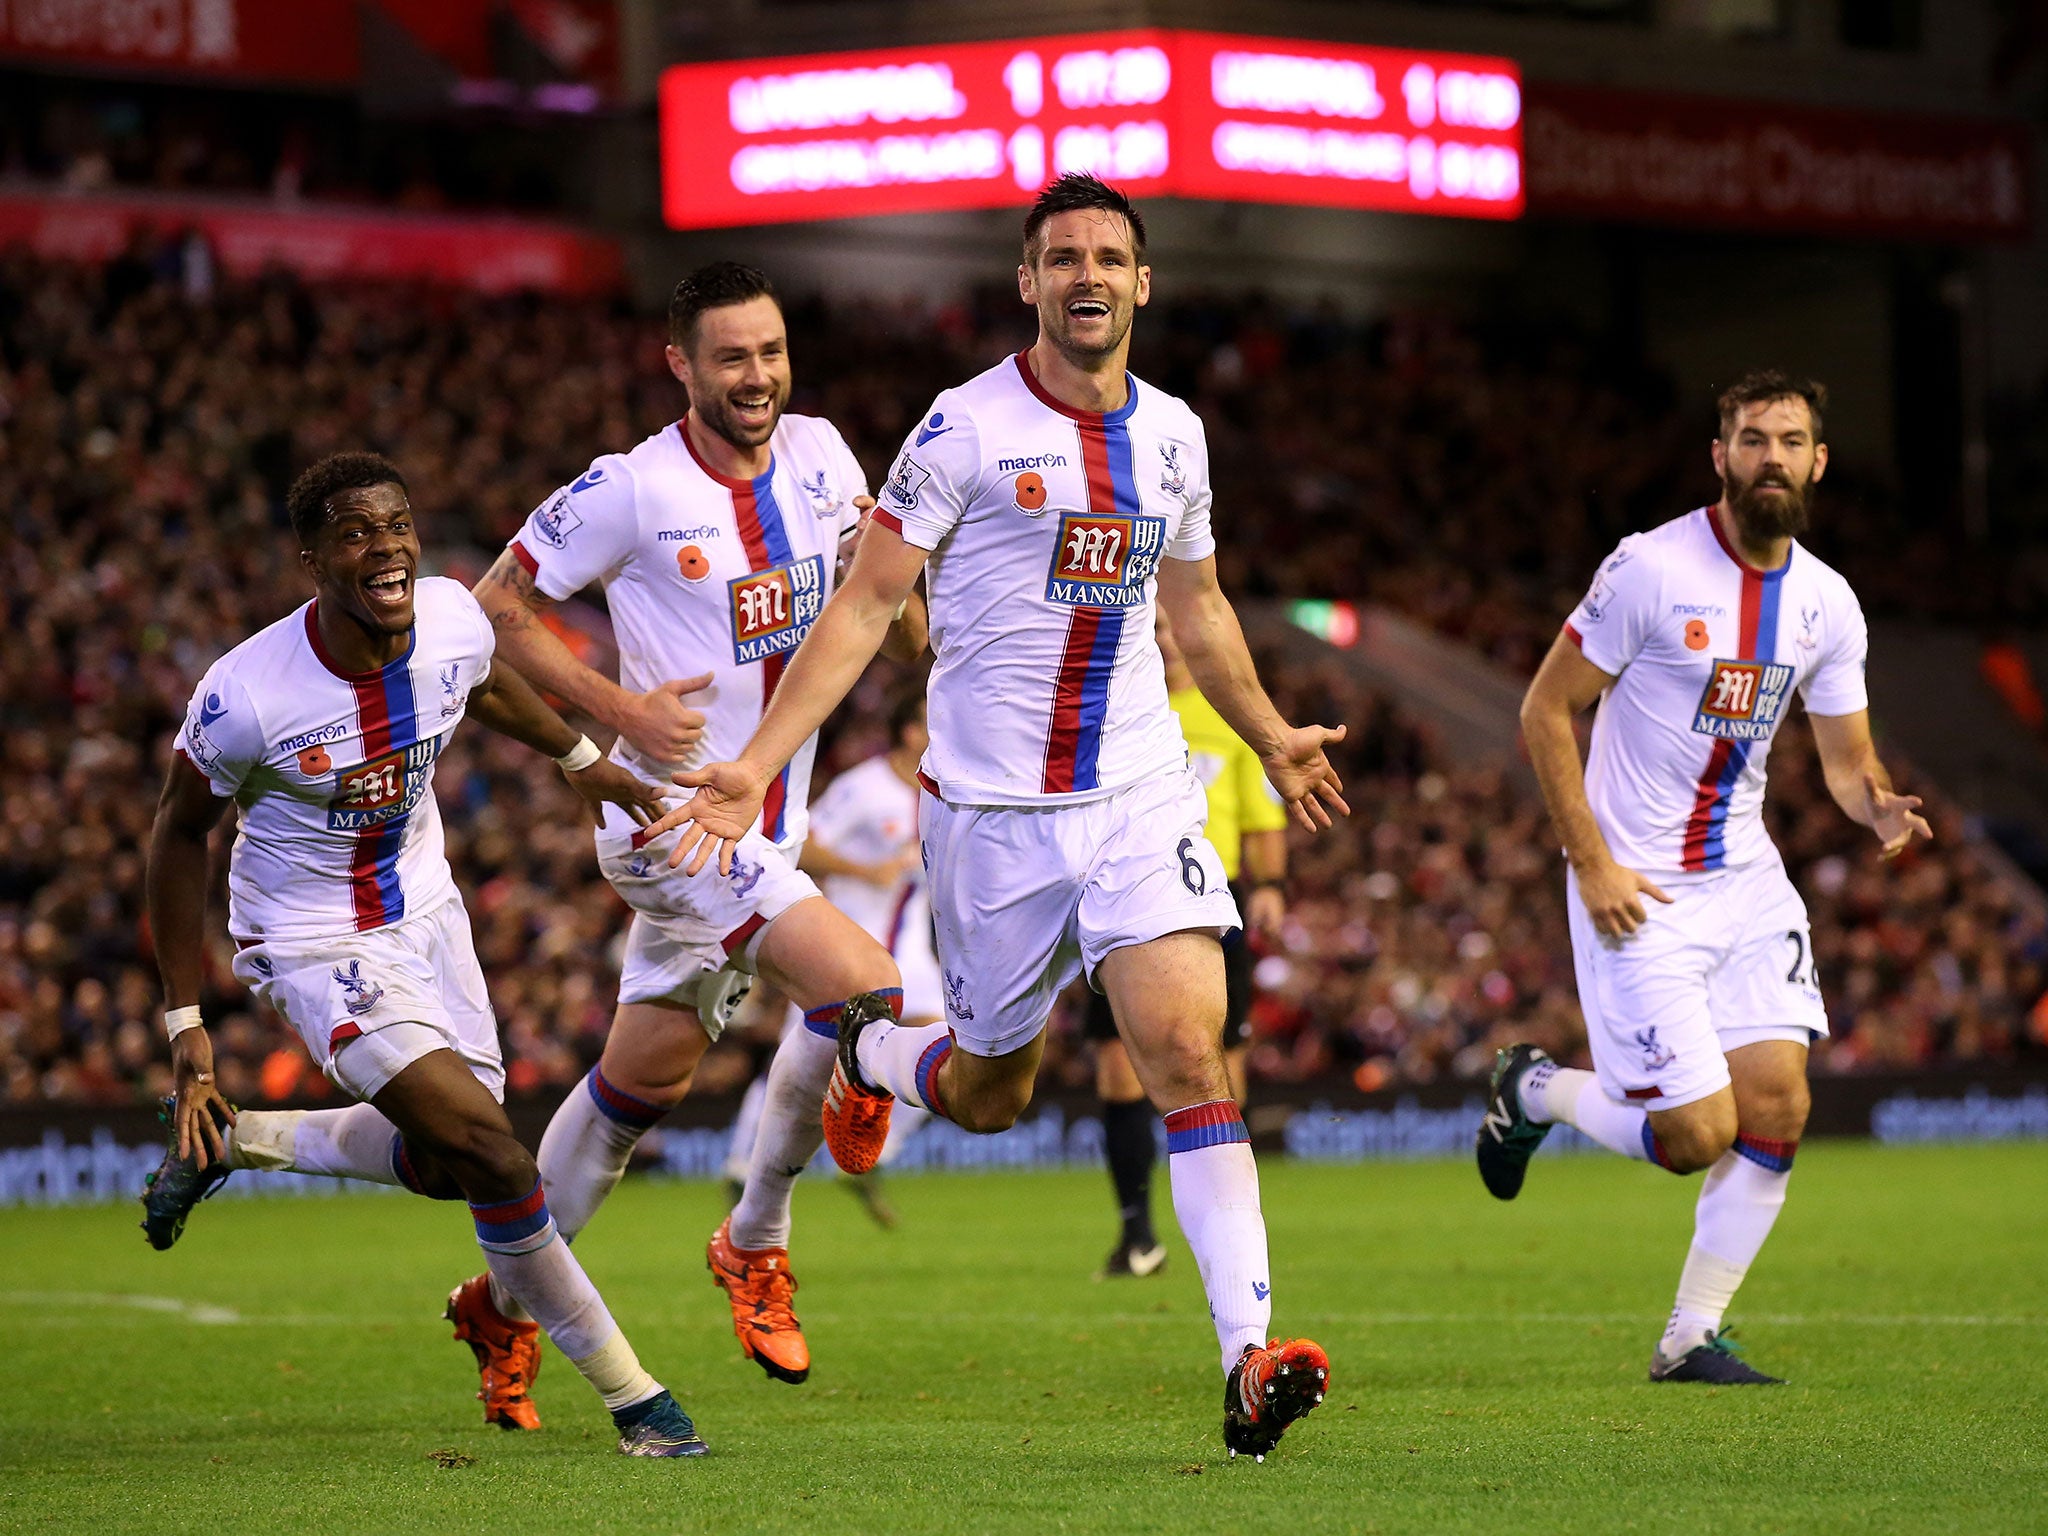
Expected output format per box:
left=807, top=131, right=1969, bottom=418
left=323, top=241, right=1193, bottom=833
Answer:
left=1086, top=614, right=1289, bottom=1278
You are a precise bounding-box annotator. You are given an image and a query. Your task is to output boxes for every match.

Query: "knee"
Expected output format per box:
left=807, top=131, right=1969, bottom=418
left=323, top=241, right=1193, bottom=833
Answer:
left=395, top=1140, right=466, bottom=1201
left=1653, top=1103, right=1739, bottom=1174
left=1740, top=1080, right=1811, bottom=1142
left=1129, top=1023, right=1227, bottom=1108
left=437, top=1120, right=539, bottom=1202
left=949, top=1076, right=1034, bottom=1135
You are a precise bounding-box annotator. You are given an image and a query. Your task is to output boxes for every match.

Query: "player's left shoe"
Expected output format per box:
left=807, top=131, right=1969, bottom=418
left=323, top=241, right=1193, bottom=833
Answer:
left=445, top=1274, right=543, bottom=1430
left=820, top=991, right=897, bottom=1177
left=1222, top=1338, right=1330, bottom=1462
left=613, top=1389, right=709, bottom=1457
left=707, top=1216, right=811, bottom=1384
left=1475, top=1044, right=1554, bottom=1201
left=1649, top=1329, right=1784, bottom=1385
left=139, top=1095, right=233, bottom=1251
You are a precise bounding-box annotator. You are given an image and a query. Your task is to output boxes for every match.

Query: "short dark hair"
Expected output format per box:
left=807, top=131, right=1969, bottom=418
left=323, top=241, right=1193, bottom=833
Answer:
left=887, top=685, right=925, bottom=745
left=668, top=261, right=778, bottom=349
left=1717, top=370, right=1827, bottom=442
left=287, top=452, right=407, bottom=549
left=1022, top=173, right=1147, bottom=265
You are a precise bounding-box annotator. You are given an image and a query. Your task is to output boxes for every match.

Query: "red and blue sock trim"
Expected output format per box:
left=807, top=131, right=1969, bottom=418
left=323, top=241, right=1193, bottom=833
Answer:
left=391, top=1133, right=428, bottom=1195
left=1164, top=1100, right=1248, bottom=1155
left=586, top=1065, right=667, bottom=1130
left=470, top=1182, right=555, bottom=1255
left=802, top=987, right=904, bottom=1041
left=1735, top=1132, right=1797, bottom=1172
left=913, top=1036, right=952, bottom=1117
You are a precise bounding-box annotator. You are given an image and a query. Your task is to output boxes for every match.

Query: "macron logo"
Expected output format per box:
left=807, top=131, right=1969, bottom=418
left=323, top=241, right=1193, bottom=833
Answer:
left=997, top=453, right=1068, bottom=472
left=915, top=413, right=952, bottom=447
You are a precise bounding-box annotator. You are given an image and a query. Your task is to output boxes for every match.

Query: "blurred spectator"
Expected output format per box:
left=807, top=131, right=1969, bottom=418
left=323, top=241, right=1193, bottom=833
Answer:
left=2, top=250, right=2042, bottom=1108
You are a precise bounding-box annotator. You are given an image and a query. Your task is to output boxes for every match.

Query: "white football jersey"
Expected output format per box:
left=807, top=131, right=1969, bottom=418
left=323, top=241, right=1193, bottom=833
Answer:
left=512, top=413, right=866, bottom=850
left=1565, top=507, right=1868, bottom=876
left=806, top=754, right=926, bottom=951
left=174, top=578, right=495, bottom=942
left=874, top=352, right=1215, bottom=805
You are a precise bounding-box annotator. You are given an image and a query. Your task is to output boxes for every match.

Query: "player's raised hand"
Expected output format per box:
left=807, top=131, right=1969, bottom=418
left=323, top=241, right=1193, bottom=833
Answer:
left=1575, top=856, right=1673, bottom=937
left=620, top=673, right=714, bottom=764
left=169, top=1027, right=235, bottom=1169
left=1260, top=723, right=1351, bottom=832
left=563, top=756, right=675, bottom=827
left=657, top=759, right=771, bottom=876
left=1864, top=771, right=1932, bottom=858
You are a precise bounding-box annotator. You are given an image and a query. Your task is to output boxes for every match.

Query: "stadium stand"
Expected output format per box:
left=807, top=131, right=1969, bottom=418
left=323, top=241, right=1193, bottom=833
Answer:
left=3, top=250, right=2043, bottom=1108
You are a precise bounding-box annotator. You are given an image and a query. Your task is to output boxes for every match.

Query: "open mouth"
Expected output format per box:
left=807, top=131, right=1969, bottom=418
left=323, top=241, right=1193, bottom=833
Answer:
left=1067, top=298, right=1111, bottom=321
left=363, top=567, right=411, bottom=611
left=730, top=393, right=775, bottom=430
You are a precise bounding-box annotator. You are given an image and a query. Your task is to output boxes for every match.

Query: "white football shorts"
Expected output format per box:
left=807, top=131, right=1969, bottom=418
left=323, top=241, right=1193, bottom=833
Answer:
left=230, top=894, right=503, bottom=1102
left=596, top=813, right=817, bottom=1035
left=920, top=767, right=1242, bottom=1057
left=1567, top=852, right=1828, bottom=1111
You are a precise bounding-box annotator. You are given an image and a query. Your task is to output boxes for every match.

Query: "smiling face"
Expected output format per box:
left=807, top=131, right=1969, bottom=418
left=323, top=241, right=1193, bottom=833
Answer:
left=666, top=294, right=791, bottom=452
left=301, top=482, right=420, bottom=635
left=1712, top=395, right=1827, bottom=544
left=1019, top=208, right=1150, bottom=367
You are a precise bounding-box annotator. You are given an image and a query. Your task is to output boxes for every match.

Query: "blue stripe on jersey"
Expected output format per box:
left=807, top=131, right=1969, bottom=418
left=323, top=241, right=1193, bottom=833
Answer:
left=1071, top=608, right=1125, bottom=793
left=751, top=465, right=796, bottom=568
left=1102, top=415, right=1144, bottom=520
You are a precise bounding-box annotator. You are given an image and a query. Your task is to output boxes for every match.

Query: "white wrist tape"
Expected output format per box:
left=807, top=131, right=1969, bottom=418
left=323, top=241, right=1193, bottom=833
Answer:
left=554, top=735, right=602, bottom=773
left=164, top=1005, right=204, bottom=1041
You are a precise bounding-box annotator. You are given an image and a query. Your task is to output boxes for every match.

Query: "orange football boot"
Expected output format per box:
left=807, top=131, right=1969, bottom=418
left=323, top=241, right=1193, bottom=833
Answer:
left=445, top=1273, right=542, bottom=1431
left=1223, top=1338, right=1330, bottom=1461
left=707, top=1216, right=811, bottom=1384
left=819, top=992, right=898, bottom=1176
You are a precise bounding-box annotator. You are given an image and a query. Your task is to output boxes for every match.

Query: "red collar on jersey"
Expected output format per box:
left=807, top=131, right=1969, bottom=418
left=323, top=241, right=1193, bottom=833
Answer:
left=678, top=412, right=771, bottom=493
left=1013, top=350, right=1139, bottom=425
left=1704, top=503, right=1793, bottom=578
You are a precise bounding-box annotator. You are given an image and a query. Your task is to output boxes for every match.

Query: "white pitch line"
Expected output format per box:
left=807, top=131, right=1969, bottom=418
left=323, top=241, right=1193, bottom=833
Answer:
left=802, top=1309, right=2048, bottom=1329
left=2, top=1292, right=368, bottom=1326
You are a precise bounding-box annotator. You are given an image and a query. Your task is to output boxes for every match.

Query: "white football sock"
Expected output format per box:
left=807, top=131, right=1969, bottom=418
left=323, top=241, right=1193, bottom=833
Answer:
left=469, top=1184, right=659, bottom=1412
left=228, top=1105, right=413, bottom=1187
left=722, top=1074, right=769, bottom=1184
left=1163, top=1101, right=1272, bottom=1372
left=1533, top=1067, right=1660, bottom=1163
left=729, top=1022, right=838, bottom=1250
left=1661, top=1135, right=1795, bottom=1358
left=853, top=1019, right=954, bottom=1115
left=485, top=1067, right=669, bottom=1324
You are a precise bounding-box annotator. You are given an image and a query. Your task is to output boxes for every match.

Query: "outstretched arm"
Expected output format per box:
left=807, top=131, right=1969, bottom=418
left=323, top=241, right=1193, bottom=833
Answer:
left=659, top=523, right=929, bottom=875
left=466, top=657, right=668, bottom=827
left=146, top=756, right=236, bottom=1166
left=473, top=549, right=711, bottom=765
left=1155, top=554, right=1348, bottom=831
left=1808, top=709, right=1932, bottom=857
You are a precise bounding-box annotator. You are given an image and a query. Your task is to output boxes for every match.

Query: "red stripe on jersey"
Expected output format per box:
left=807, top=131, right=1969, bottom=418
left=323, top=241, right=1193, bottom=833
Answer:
left=871, top=507, right=904, bottom=535
left=1562, top=622, right=1584, bottom=649
left=759, top=650, right=789, bottom=840
left=1039, top=416, right=1121, bottom=794
left=344, top=668, right=395, bottom=929
left=1678, top=564, right=1763, bottom=870
left=1042, top=607, right=1105, bottom=795
left=510, top=540, right=538, bottom=577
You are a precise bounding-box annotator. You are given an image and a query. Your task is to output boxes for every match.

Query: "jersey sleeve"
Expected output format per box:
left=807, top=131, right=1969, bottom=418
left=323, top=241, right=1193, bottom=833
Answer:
left=510, top=454, right=639, bottom=602
left=175, top=663, right=264, bottom=798
left=831, top=426, right=871, bottom=540
left=449, top=580, right=497, bottom=684
left=1164, top=416, right=1216, bottom=562
left=1564, top=535, right=1657, bottom=677
left=1799, top=585, right=1870, bottom=716
left=874, top=393, right=979, bottom=551
left=1233, top=736, right=1290, bottom=835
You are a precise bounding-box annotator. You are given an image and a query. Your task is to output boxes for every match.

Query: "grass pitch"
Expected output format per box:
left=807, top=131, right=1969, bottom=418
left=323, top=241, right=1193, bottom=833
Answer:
left=2, top=1142, right=2044, bottom=1535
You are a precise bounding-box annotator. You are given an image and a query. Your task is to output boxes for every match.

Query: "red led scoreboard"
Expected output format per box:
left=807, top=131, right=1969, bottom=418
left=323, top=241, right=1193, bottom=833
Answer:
left=660, top=30, right=1522, bottom=230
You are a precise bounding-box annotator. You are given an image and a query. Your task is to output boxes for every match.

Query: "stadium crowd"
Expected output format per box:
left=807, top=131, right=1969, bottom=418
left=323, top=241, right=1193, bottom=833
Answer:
left=4, top=246, right=2043, bottom=1109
